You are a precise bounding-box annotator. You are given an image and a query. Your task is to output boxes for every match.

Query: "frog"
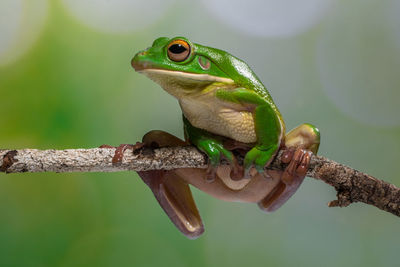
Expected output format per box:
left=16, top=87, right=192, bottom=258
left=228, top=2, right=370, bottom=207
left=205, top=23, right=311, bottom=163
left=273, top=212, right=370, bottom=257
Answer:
left=129, top=37, right=320, bottom=239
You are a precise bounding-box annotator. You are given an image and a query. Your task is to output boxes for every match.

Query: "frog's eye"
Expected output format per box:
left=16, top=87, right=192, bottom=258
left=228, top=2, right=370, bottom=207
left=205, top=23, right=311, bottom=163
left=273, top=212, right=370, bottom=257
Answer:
left=167, top=40, right=191, bottom=62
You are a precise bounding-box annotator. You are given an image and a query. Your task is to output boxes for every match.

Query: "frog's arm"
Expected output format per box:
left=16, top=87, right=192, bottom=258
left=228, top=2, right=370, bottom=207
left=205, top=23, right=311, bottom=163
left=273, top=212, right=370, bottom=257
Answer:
left=183, top=116, right=234, bottom=166
left=216, top=88, right=282, bottom=173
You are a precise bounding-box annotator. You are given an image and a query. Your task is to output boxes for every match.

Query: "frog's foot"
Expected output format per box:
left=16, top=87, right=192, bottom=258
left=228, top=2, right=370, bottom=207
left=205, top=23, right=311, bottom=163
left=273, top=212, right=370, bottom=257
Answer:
left=257, top=123, right=320, bottom=212
left=197, top=139, right=243, bottom=182
left=243, top=146, right=277, bottom=178
left=205, top=156, right=243, bottom=183
left=137, top=130, right=204, bottom=239
left=205, top=165, right=217, bottom=183
left=138, top=169, right=204, bottom=239
left=99, top=143, right=144, bottom=165
left=257, top=148, right=311, bottom=213
left=221, top=139, right=250, bottom=181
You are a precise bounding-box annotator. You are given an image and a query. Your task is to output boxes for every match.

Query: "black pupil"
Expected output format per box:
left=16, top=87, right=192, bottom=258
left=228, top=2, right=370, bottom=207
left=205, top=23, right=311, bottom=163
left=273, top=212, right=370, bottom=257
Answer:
left=169, top=44, right=187, bottom=54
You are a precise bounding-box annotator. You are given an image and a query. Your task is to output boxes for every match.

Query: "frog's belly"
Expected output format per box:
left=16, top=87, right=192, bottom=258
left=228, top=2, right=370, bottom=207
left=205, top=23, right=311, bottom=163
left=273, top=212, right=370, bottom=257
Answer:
left=179, top=98, right=256, bottom=143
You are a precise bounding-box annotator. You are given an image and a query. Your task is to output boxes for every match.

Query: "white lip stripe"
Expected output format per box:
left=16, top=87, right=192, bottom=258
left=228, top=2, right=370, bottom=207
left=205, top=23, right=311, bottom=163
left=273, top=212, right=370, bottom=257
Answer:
left=139, top=68, right=234, bottom=84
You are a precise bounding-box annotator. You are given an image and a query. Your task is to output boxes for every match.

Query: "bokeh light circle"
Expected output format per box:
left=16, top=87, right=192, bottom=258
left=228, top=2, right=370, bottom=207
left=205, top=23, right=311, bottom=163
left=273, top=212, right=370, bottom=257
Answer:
left=317, top=1, right=400, bottom=127
left=62, top=0, right=175, bottom=33
left=0, top=0, right=48, bottom=66
left=200, top=0, right=333, bottom=38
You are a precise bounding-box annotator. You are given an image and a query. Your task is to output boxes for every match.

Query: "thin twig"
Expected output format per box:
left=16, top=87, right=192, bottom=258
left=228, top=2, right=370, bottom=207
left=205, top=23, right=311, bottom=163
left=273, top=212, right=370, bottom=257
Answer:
left=1, top=146, right=399, bottom=217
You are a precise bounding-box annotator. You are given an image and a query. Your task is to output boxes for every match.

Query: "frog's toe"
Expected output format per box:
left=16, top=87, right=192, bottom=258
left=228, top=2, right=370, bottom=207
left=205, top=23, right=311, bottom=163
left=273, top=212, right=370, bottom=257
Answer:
left=258, top=148, right=312, bottom=212
left=244, top=147, right=275, bottom=175
left=99, top=144, right=115, bottom=149
left=229, top=157, right=244, bottom=181
left=201, top=145, right=221, bottom=183
left=205, top=165, right=217, bottom=183
left=243, top=148, right=257, bottom=173
left=100, top=143, right=144, bottom=166
left=206, top=144, right=222, bottom=167
left=205, top=148, right=243, bottom=182
left=281, top=148, right=312, bottom=184
left=198, top=141, right=239, bottom=182
left=254, top=152, right=273, bottom=172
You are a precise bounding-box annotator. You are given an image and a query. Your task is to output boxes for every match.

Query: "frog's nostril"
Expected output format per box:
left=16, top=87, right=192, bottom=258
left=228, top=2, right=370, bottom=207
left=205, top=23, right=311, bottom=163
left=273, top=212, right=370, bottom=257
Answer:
left=131, top=56, right=139, bottom=69
left=131, top=49, right=154, bottom=71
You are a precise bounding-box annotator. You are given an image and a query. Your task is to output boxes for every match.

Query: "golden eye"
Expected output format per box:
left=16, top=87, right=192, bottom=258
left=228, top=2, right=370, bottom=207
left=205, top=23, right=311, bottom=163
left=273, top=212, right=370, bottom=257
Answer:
left=167, top=40, right=191, bottom=62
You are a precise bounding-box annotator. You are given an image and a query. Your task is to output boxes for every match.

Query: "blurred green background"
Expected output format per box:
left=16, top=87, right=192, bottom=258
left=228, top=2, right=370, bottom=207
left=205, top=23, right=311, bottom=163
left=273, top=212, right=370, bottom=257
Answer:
left=1, top=0, right=400, bottom=266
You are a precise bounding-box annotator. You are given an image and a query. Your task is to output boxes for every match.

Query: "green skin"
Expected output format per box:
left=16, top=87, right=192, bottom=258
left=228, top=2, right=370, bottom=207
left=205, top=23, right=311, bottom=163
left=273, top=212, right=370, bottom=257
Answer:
left=132, top=37, right=285, bottom=173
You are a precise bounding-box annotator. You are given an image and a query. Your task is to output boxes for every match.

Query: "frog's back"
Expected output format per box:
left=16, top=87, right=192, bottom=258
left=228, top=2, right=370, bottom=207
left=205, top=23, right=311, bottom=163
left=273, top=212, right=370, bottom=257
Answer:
left=195, top=43, right=279, bottom=111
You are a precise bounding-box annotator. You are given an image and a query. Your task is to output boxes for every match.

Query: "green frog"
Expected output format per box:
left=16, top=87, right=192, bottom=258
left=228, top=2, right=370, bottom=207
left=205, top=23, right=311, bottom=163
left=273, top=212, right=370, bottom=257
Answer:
left=130, top=37, right=320, bottom=239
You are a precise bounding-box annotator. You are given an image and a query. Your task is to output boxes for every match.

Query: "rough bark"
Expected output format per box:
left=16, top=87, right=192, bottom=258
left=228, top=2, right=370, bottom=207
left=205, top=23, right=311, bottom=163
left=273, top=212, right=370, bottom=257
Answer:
left=1, top=146, right=399, bottom=217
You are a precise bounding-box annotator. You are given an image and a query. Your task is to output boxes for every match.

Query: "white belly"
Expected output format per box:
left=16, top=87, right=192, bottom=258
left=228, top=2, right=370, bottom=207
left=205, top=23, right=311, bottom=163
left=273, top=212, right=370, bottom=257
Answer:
left=179, top=96, right=257, bottom=143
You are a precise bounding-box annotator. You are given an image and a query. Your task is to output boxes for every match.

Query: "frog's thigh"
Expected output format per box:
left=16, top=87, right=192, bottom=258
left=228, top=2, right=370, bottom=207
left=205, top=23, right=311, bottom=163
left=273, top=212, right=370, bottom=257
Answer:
left=258, top=123, right=320, bottom=212
left=176, top=168, right=281, bottom=203
left=137, top=130, right=204, bottom=239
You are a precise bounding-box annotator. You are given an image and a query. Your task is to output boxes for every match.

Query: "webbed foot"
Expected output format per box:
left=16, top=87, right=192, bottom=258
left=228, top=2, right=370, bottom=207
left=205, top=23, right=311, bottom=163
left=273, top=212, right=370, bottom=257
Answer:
left=137, top=130, right=204, bottom=239
left=281, top=148, right=312, bottom=184
left=257, top=148, right=312, bottom=212
left=197, top=139, right=243, bottom=182
left=257, top=123, right=320, bottom=212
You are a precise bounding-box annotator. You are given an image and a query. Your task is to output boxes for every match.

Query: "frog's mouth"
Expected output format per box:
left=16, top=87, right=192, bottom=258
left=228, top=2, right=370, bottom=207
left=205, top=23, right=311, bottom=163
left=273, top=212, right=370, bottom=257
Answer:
left=137, top=68, right=234, bottom=83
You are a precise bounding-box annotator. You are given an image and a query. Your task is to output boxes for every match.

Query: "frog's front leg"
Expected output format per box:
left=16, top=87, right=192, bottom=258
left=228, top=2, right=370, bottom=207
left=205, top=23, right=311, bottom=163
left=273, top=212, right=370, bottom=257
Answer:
left=183, top=116, right=243, bottom=181
left=258, top=123, right=320, bottom=212
left=215, top=88, right=282, bottom=175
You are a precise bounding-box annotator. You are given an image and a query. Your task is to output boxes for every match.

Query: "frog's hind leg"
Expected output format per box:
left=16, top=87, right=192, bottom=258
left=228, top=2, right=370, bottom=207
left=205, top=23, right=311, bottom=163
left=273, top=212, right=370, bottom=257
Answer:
left=258, top=123, right=320, bottom=212
left=284, top=123, right=320, bottom=154
left=137, top=130, right=204, bottom=239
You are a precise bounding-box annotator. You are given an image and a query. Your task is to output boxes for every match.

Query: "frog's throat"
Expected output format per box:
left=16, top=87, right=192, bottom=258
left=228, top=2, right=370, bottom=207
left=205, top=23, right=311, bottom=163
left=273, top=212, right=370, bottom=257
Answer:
left=138, top=68, right=234, bottom=84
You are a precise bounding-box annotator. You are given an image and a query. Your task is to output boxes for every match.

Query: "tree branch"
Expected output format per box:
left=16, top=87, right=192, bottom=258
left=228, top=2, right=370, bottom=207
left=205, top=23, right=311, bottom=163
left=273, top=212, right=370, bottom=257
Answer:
left=1, top=146, right=399, bottom=217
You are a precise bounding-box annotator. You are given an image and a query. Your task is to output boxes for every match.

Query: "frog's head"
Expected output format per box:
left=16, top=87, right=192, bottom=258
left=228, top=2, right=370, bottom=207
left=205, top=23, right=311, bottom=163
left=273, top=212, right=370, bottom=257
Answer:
left=132, top=37, right=260, bottom=97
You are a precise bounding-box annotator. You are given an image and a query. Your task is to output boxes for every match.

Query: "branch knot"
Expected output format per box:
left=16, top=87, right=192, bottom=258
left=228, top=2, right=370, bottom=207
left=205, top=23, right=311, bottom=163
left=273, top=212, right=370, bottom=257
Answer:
left=0, top=150, right=18, bottom=173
